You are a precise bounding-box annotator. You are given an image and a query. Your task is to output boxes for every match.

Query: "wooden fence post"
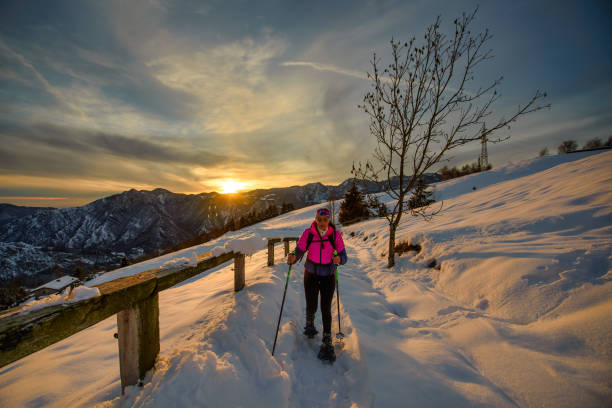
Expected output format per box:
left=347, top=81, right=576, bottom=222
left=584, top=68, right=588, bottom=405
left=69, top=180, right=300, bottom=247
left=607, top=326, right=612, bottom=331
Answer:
left=282, top=237, right=299, bottom=257
left=117, top=292, right=160, bottom=394
left=268, top=240, right=275, bottom=266
left=267, top=238, right=281, bottom=266
left=234, top=253, right=245, bottom=291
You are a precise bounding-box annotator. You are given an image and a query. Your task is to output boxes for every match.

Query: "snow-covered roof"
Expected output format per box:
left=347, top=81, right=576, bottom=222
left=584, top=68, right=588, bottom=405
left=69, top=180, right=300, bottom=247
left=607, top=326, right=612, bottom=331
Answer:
left=31, top=275, right=79, bottom=292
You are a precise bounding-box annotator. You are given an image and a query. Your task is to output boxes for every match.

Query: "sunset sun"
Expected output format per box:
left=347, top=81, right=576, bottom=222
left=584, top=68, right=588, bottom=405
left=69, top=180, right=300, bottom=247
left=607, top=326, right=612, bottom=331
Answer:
left=219, top=180, right=246, bottom=194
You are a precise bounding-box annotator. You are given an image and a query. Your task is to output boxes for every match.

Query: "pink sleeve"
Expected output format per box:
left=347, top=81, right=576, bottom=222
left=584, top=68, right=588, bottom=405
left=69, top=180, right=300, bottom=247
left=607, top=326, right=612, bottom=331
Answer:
left=335, top=231, right=345, bottom=252
left=296, top=229, right=310, bottom=252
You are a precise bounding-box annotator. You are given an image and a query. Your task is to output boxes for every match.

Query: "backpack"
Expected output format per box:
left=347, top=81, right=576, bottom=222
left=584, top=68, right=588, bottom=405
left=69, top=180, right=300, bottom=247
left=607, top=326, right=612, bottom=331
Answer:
left=305, top=223, right=337, bottom=253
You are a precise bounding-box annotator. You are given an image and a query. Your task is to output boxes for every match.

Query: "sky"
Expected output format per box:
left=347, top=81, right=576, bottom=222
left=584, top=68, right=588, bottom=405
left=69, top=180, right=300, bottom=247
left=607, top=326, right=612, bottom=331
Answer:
left=1, top=0, right=611, bottom=207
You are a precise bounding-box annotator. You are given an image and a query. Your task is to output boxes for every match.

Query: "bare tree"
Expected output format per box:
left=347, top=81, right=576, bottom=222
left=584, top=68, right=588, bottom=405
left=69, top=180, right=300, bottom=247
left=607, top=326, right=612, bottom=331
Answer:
left=354, top=7, right=549, bottom=267
left=582, top=138, right=602, bottom=150
left=558, top=140, right=577, bottom=154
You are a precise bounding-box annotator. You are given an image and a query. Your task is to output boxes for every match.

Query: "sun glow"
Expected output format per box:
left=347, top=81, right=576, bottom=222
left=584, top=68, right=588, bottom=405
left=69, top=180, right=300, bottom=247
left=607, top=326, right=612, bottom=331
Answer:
left=219, top=180, right=246, bottom=194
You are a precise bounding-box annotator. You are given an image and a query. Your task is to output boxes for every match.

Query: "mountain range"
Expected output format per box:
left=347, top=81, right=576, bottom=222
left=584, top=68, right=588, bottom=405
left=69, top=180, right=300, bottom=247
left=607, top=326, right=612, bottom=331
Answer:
left=0, top=175, right=440, bottom=285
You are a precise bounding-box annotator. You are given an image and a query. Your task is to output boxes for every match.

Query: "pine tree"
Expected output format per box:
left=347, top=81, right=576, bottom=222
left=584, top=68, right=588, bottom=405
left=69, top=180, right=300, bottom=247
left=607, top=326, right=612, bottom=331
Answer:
left=408, top=177, right=435, bottom=213
left=339, top=182, right=371, bottom=225
left=281, top=201, right=292, bottom=213
left=52, top=264, right=63, bottom=279
left=0, top=278, right=27, bottom=309
left=74, top=266, right=89, bottom=280
left=378, top=202, right=388, bottom=217
left=368, top=195, right=388, bottom=217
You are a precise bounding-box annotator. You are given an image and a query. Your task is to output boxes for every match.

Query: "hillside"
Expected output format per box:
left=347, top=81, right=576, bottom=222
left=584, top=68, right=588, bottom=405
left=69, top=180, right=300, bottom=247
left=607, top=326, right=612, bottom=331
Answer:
left=0, top=150, right=609, bottom=407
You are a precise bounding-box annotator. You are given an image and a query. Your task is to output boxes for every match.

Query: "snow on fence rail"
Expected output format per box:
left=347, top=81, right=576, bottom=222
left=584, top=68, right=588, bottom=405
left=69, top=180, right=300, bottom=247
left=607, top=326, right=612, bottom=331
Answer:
left=0, top=250, right=245, bottom=394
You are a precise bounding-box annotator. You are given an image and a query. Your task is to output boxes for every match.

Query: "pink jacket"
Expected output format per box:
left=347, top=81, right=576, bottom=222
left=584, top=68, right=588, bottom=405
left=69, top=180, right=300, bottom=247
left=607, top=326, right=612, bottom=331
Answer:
left=295, top=222, right=346, bottom=265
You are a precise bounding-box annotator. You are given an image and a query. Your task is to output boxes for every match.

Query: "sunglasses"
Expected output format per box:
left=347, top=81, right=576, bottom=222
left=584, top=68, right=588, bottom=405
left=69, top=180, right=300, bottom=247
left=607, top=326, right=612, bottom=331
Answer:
left=316, top=210, right=330, bottom=217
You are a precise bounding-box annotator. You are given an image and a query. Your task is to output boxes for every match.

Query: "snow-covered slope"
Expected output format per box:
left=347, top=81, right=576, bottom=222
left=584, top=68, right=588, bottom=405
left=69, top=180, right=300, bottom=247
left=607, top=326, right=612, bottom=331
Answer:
left=0, top=151, right=610, bottom=407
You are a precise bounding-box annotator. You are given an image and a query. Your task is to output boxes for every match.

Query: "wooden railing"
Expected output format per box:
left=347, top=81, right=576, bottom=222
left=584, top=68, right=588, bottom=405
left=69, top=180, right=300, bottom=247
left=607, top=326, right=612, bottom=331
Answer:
left=267, top=237, right=299, bottom=266
left=0, top=236, right=300, bottom=397
left=0, top=250, right=245, bottom=394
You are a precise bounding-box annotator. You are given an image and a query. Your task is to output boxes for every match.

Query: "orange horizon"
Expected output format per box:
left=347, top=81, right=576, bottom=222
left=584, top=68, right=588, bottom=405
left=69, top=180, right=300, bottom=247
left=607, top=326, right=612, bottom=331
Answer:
left=0, top=196, right=68, bottom=200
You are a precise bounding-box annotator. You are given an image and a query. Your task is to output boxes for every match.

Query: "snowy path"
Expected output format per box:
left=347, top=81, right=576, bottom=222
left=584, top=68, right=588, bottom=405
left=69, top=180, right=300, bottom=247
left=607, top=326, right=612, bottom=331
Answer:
left=271, top=257, right=371, bottom=408
left=271, top=235, right=522, bottom=407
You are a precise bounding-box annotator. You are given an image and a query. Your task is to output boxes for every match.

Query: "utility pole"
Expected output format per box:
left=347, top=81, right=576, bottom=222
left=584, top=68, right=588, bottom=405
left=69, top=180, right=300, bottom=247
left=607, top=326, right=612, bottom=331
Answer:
left=328, top=190, right=336, bottom=225
left=479, top=127, right=489, bottom=169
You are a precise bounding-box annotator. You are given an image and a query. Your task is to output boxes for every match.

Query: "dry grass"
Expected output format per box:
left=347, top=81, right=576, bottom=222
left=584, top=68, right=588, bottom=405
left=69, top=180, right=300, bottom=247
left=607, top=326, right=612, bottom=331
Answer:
left=394, top=241, right=422, bottom=256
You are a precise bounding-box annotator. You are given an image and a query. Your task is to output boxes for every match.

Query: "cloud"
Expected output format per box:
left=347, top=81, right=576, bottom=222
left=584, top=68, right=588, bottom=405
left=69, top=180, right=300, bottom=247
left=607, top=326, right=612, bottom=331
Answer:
left=0, top=196, right=68, bottom=201
left=0, top=36, right=85, bottom=117
left=145, top=34, right=296, bottom=134
left=281, top=61, right=369, bottom=81
left=0, top=47, right=202, bottom=136
left=0, top=122, right=227, bottom=169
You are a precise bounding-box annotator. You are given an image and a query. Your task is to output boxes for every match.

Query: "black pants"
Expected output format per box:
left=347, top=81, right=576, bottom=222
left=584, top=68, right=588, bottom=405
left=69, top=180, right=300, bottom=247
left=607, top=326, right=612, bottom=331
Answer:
left=304, top=271, right=336, bottom=334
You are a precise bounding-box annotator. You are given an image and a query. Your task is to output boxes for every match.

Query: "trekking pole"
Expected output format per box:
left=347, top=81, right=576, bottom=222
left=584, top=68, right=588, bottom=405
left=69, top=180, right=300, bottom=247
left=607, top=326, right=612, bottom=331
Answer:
left=272, top=252, right=294, bottom=356
left=333, top=250, right=345, bottom=340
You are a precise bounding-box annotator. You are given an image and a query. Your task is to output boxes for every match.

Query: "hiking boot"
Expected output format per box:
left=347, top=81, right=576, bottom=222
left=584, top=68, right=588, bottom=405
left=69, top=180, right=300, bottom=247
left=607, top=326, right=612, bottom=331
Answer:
left=318, top=333, right=336, bottom=362
left=303, top=314, right=318, bottom=338
left=303, top=324, right=318, bottom=338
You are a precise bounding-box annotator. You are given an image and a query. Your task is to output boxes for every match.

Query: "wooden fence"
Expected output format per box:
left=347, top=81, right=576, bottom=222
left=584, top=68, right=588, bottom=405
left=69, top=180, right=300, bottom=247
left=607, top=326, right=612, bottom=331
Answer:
left=0, top=250, right=245, bottom=394
left=0, top=236, right=299, bottom=397
left=267, top=237, right=299, bottom=266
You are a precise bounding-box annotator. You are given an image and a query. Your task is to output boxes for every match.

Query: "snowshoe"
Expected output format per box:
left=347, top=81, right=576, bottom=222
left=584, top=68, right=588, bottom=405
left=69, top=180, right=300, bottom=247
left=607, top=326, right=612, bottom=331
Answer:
left=317, top=333, right=336, bottom=363
left=303, top=314, right=318, bottom=338
left=303, top=325, right=318, bottom=338
left=318, top=343, right=336, bottom=363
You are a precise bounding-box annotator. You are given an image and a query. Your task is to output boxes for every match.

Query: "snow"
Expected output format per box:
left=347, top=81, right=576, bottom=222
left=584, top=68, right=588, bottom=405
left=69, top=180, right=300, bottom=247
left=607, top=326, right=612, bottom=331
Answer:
left=0, top=150, right=610, bottom=407
left=211, top=235, right=268, bottom=256
left=31, top=275, right=79, bottom=291
left=0, top=241, right=56, bottom=280
left=85, top=236, right=267, bottom=287
left=158, top=252, right=200, bottom=269
left=19, top=285, right=101, bottom=314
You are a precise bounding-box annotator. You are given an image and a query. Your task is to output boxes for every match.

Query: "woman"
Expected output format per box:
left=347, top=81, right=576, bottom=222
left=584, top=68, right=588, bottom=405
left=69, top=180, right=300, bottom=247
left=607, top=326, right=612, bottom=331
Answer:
left=287, top=207, right=348, bottom=361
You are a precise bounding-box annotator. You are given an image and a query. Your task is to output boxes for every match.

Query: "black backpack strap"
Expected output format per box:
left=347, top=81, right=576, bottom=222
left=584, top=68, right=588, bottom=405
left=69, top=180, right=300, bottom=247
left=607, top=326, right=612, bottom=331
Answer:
left=328, top=229, right=337, bottom=252
left=305, top=228, right=337, bottom=252
left=305, top=231, right=314, bottom=251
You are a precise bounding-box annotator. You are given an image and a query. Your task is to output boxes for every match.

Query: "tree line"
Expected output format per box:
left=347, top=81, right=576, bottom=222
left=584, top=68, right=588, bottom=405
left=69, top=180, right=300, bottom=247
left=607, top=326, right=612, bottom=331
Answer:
left=541, top=136, right=612, bottom=156
left=438, top=162, right=492, bottom=181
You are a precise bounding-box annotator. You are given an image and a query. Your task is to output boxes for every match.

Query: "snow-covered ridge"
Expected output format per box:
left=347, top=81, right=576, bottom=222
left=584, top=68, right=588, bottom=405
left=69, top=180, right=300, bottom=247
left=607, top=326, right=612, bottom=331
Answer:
left=0, top=151, right=610, bottom=407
